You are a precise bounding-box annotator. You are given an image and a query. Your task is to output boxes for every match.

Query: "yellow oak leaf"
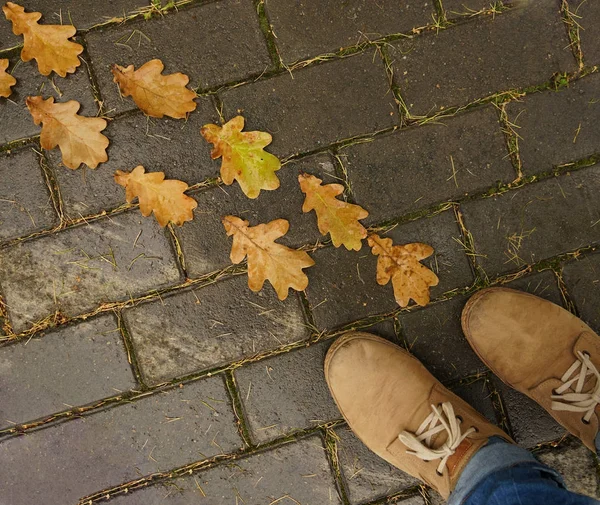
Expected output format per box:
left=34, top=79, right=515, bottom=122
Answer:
left=223, top=215, right=315, bottom=300
left=111, top=59, right=197, bottom=119
left=201, top=116, right=281, bottom=199
left=299, top=173, right=368, bottom=251
left=114, top=166, right=198, bottom=227
left=26, top=96, right=109, bottom=169
left=368, top=234, right=439, bottom=308
left=3, top=2, right=83, bottom=77
left=0, top=59, right=16, bottom=97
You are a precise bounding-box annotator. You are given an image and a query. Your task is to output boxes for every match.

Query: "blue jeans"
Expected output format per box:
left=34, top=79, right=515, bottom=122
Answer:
left=448, top=436, right=600, bottom=505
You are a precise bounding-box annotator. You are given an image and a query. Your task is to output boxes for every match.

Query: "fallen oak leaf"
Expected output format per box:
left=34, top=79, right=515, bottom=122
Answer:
left=368, top=234, right=439, bottom=308
left=0, top=59, right=16, bottom=97
left=114, top=166, right=197, bottom=227
left=3, top=2, right=83, bottom=77
left=223, top=215, right=315, bottom=300
left=26, top=96, right=109, bottom=169
left=112, top=59, right=197, bottom=119
left=299, top=173, right=368, bottom=251
left=201, top=116, right=281, bottom=199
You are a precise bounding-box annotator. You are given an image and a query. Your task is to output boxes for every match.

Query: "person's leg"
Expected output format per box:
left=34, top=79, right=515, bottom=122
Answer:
left=324, top=331, right=599, bottom=504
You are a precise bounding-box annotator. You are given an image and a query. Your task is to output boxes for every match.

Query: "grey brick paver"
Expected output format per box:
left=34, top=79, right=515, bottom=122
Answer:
left=506, top=73, right=600, bottom=175
left=305, top=209, right=474, bottom=330
left=264, top=0, right=435, bottom=63
left=563, top=253, right=600, bottom=331
left=336, top=425, right=421, bottom=504
left=221, top=51, right=398, bottom=159
left=0, top=0, right=149, bottom=52
left=0, top=313, right=135, bottom=428
left=0, top=377, right=241, bottom=505
left=0, top=56, right=97, bottom=146
left=537, top=441, right=600, bottom=499
left=122, top=276, right=310, bottom=385
left=108, top=436, right=342, bottom=505
left=0, top=210, right=181, bottom=333
left=578, top=0, right=600, bottom=65
left=85, top=0, right=272, bottom=116
left=0, top=146, right=57, bottom=241
left=235, top=341, right=340, bottom=444
left=176, top=153, right=332, bottom=280
left=49, top=98, right=220, bottom=219
left=342, top=106, right=515, bottom=224
left=389, top=2, right=575, bottom=116
left=462, top=166, right=600, bottom=277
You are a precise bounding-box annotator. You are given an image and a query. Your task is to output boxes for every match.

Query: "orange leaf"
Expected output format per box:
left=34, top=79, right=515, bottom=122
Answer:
left=111, top=59, right=197, bottom=119
left=0, top=59, right=16, bottom=97
left=3, top=2, right=83, bottom=77
left=223, top=215, right=315, bottom=300
left=201, top=116, right=281, bottom=199
left=368, top=234, right=439, bottom=308
left=299, top=173, right=368, bottom=251
left=114, top=166, right=197, bottom=227
left=26, top=96, right=109, bottom=169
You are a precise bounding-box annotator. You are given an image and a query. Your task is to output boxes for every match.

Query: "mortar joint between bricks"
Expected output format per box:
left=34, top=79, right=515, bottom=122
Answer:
left=224, top=370, right=255, bottom=448
left=321, top=426, right=352, bottom=505
left=560, top=0, right=584, bottom=71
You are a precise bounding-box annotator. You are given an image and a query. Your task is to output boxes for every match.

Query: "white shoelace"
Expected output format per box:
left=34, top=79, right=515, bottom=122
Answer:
left=398, top=402, right=476, bottom=475
left=551, top=351, right=600, bottom=423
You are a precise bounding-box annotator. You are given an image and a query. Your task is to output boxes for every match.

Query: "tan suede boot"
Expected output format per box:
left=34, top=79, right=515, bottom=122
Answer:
left=462, top=287, right=600, bottom=452
left=325, top=332, right=513, bottom=499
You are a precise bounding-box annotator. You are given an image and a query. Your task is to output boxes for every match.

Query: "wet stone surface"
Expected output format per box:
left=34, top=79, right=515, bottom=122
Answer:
left=0, top=377, right=241, bottom=505
left=0, top=145, right=57, bottom=242
left=108, top=435, right=342, bottom=505
left=0, top=210, right=181, bottom=333
left=0, top=313, right=135, bottom=428
left=123, top=276, right=310, bottom=386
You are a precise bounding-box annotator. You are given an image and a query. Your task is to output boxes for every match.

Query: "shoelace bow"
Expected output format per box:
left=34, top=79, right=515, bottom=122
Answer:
left=551, top=350, right=600, bottom=424
left=398, top=402, right=476, bottom=475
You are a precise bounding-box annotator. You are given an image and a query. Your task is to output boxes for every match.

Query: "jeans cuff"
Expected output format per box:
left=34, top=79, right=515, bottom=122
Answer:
left=447, top=437, right=564, bottom=505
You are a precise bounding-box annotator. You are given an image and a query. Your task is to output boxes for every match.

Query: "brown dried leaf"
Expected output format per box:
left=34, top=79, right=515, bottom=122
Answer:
left=114, top=166, right=197, bottom=227
left=368, top=234, right=439, bottom=308
left=26, top=96, right=109, bottom=169
left=223, top=215, right=315, bottom=300
left=111, top=59, right=197, bottom=119
left=0, top=58, right=16, bottom=97
left=201, top=116, right=281, bottom=199
left=3, top=2, right=83, bottom=77
left=299, top=173, right=368, bottom=250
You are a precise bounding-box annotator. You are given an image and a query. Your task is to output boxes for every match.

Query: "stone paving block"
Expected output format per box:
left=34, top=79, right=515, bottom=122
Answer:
left=0, top=56, right=97, bottom=146
left=461, top=166, right=600, bottom=277
left=494, top=379, right=565, bottom=447
left=398, top=297, right=485, bottom=382
left=0, top=377, right=241, bottom=505
left=502, top=269, right=564, bottom=307
left=342, top=106, right=514, bottom=224
left=335, top=425, right=421, bottom=504
left=221, top=51, right=398, bottom=159
left=235, top=341, right=340, bottom=444
left=389, top=2, right=576, bottom=116
left=578, top=0, right=600, bottom=65
left=264, top=0, right=434, bottom=63
left=177, top=153, right=333, bottom=279
left=506, top=74, right=600, bottom=175
left=305, top=209, right=473, bottom=330
left=85, top=0, right=272, bottom=116
left=0, top=0, right=149, bottom=51
left=0, top=313, right=135, bottom=428
left=537, top=441, right=600, bottom=499
left=48, top=98, right=220, bottom=219
left=108, top=435, right=342, bottom=504
left=123, top=276, right=310, bottom=385
left=562, top=253, right=600, bottom=331
left=452, top=378, right=498, bottom=425
left=0, top=145, right=57, bottom=242
left=0, top=210, right=181, bottom=333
